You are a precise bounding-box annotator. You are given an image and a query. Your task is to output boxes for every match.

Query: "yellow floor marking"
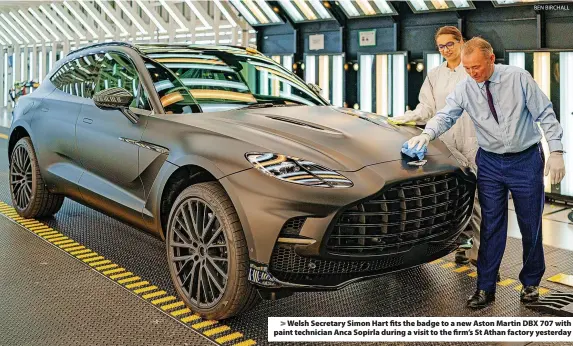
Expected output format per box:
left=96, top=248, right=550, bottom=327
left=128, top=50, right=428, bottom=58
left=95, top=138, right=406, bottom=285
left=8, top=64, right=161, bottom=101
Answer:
left=62, top=244, right=83, bottom=250
left=548, top=273, right=573, bottom=287
left=69, top=249, right=91, bottom=255
left=161, top=301, right=186, bottom=311
left=204, top=326, right=230, bottom=336
left=142, top=290, right=167, bottom=299
left=20, top=221, right=41, bottom=226
left=117, top=276, right=140, bottom=283
left=430, top=259, right=444, bottom=265
left=180, top=314, right=201, bottom=323
left=30, top=226, right=51, bottom=231
left=441, top=262, right=455, bottom=269
left=170, top=308, right=191, bottom=317
left=53, top=239, right=75, bottom=245
left=216, top=332, right=243, bottom=344
left=103, top=268, right=126, bottom=275
left=43, top=235, right=66, bottom=240
left=48, top=237, right=69, bottom=242
left=125, top=280, right=149, bottom=288
left=151, top=296, right=177, bottom=305
left=61, top=244, right=83, bottom=250
left=95, top=264, right=118, bottom=271
left=133, top=286, right=157, bottom=294
left=42, top=232, right=65, bottom=240
left=0, top=133, right=8, bottom=139
left=77, top=253, right=98, bottom=259
left=82, top=256, right=105, bottom=263
left=231, top=340, right=257, bottom=346
left=193, top=320, right=218, bottom=329
left=498, top=279, right=516, bottom=287
left=539, top=288, right=550, bottom=295
left=36, top=231, right=58, bottom=237
left=514, top=284, right=523, bottom=291
left=454, top=266, right=471, bottom=273
left=110, top=272, right=134, bottom=280
left=89, top=260, right=111, bottom=267
left=467, top=272, right=478, bottom=278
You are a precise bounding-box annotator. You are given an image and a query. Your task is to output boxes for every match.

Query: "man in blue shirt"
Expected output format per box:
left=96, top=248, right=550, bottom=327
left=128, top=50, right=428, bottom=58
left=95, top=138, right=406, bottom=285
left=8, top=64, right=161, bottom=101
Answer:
left=406, top=37, right=565, bottom=309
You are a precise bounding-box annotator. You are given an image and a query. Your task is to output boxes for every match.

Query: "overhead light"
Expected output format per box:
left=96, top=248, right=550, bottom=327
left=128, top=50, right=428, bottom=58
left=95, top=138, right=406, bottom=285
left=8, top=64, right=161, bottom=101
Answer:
left=229, top=0, right=282, bottom=26
left=115, top=0, right=148, bottom=35
left=94, top=0, right=129, bottom=36
left=8, top=12, right=40, bottom=43
left=62, top=2, right=98, bottom=39
left=407, top=0, right=475, bottom=13
left=51, top=4, right=85, bottom=39
left=77, top=1, right=113, bottom=37
left=184, top=0, right=213, bottom=29
left=492, top=0, right=564, bottom=6
left=39, top=5, right=74, bottom=41
left=159, top=0, right=187, bottom=32
left=29, top=8, right=59, bottom=41
left=0, top=15, right=23, bottom=44
left=337, top=0, right=397, bottom=17
left=1, top=13, right=33, bottom=44
left=135, top=0, right=167, bottom=33
left=279, top=0, right=334, bottom=22
left=213, top=0, right=237, bottom=27
left=18, top=10, right=50, bottom=42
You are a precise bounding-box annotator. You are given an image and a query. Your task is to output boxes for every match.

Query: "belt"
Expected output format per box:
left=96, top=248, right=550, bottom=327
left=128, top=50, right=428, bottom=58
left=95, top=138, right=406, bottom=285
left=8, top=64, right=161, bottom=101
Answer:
left=483, top=143, right=540, bottom=157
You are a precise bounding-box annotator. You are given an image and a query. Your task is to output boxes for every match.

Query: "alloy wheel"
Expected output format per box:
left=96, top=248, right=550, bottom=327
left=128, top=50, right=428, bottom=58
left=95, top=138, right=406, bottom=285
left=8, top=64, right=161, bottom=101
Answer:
left=169, top=198, right=229, bottom=309
left=10, top=145, right=33, bottom=210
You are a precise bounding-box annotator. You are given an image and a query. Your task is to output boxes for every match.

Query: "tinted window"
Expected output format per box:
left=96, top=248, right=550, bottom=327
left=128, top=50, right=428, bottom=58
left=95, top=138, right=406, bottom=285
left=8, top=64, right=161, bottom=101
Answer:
left=144, top=58, right=199, bottom=114
left=95, top=52, right=150, bottom=110
left=50, top=55, right=100, bottom=98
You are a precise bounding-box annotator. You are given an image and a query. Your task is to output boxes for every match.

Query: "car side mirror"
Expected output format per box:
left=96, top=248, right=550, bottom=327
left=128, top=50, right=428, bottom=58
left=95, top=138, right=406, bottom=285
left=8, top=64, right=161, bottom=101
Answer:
left=93, top=87, right=138, bottom=124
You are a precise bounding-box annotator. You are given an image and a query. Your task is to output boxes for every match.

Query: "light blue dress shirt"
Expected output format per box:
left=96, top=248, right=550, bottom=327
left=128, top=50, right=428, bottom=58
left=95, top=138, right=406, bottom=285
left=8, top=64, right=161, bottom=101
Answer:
left=422, top=64, right=563, bottom=154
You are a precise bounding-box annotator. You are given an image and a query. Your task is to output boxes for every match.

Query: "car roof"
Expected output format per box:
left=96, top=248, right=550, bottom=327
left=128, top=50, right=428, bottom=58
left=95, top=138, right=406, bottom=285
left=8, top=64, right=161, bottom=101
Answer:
left=66, top=41, right=264, bottom=58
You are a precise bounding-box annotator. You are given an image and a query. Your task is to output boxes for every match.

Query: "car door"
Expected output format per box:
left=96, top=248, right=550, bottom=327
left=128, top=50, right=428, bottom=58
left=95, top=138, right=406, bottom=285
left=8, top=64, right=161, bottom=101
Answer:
left=75, top=51, right=153, bottom=228
left=30, top=56, right=100, bottom=199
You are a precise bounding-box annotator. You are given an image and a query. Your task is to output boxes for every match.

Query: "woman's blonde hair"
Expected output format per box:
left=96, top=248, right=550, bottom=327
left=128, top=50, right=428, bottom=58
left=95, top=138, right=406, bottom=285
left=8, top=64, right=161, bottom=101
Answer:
left=435, top=26, right=463, bottom=43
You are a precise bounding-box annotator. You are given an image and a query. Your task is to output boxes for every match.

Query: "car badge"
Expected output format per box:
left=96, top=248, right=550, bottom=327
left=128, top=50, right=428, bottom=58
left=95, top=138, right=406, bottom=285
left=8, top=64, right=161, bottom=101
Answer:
left=407, top=160, right=427, bottom=166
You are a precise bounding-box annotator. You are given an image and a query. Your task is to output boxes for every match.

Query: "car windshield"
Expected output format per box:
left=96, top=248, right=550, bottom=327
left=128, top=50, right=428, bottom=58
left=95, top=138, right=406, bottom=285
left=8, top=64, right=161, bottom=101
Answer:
left=144, top=48, right=327, bottom=113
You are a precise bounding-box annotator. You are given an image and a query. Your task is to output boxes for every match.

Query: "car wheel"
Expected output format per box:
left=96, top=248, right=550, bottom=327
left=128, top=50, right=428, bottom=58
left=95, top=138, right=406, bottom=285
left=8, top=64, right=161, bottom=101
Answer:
left=166, top=182, right=260, bottom=319
left=9, top=137, right=64, bottom=218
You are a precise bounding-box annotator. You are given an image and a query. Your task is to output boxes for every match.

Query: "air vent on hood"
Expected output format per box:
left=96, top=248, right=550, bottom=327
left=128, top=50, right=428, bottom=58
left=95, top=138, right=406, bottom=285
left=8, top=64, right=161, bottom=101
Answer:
left=265, top=115, right=325, bottom=130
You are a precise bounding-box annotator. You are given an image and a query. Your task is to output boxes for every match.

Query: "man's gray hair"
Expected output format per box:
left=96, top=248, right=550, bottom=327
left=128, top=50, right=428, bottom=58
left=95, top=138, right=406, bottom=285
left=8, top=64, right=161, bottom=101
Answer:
left=461, top=37, right=494, bottom=57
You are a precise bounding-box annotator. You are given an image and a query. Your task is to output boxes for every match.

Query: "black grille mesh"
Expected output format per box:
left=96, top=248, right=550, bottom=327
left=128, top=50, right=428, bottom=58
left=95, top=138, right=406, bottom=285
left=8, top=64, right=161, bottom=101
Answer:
left=326, top=173, right=473, bottom=256
left=279, top=217, right=306, bottom=236
left=269, top=244, right=403, bottom=285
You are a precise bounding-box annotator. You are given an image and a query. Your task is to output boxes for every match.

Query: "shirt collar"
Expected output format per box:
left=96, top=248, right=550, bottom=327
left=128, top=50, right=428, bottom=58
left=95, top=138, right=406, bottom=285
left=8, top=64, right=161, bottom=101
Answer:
left=441, top=61, right=464, bottom=72
left=477, top=64, right=500, bottom=89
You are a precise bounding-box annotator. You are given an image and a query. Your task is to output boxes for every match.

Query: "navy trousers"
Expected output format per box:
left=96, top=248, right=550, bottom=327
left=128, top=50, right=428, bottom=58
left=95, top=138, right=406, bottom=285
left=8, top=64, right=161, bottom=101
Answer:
left=475, top=143, right=546, bottom=292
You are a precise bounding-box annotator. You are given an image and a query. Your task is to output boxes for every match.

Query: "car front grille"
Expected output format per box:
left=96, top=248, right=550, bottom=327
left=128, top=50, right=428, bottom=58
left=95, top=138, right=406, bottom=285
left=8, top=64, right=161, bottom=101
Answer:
left=325, top=173, right=473, bottom=257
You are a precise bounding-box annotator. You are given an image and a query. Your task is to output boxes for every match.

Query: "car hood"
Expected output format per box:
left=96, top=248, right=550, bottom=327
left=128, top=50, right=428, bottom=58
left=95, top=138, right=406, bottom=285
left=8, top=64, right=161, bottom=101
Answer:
left=168, top=106, right=452, bottom=172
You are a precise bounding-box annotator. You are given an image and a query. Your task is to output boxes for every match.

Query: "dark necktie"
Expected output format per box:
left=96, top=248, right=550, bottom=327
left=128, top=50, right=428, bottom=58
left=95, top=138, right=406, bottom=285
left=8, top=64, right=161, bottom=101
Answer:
left=485, top=80, right=499, bottom=124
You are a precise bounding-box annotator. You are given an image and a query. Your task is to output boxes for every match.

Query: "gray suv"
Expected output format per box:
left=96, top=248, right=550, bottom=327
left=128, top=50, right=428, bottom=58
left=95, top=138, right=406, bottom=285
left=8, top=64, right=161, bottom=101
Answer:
left=8, top=42, right=475, bottom=319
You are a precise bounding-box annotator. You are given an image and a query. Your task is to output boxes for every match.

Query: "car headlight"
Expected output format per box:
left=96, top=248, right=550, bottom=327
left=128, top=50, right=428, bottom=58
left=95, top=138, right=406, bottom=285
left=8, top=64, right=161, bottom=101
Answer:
left=245, top=153, right=353, bottom=188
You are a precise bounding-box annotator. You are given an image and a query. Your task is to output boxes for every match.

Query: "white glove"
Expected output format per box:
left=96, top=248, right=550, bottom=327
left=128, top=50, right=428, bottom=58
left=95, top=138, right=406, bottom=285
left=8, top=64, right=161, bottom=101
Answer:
left=407, top=133, right=431, bottom=151
left=392, top=111, right=417, bottom=124
left=545, top=151, right=565, bottom=185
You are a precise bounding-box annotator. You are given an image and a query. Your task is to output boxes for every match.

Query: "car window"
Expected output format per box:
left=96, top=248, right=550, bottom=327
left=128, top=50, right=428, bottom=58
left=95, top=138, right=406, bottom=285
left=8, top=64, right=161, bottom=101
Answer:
left=146, top=53, right=256, bottom=113
left=50, top=55, right=100, bottom=99
left=144, top=58, right=200, bottom=115
left=95, top=52, right=151, bottom=111
left=144, top=50, right=326, bottom=113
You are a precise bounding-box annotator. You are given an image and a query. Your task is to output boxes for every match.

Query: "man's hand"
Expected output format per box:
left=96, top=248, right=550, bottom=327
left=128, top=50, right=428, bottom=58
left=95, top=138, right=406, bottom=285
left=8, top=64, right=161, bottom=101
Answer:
left=407, top=133, right=431, bottom=151
left=545, top=151, right=565, bottom=185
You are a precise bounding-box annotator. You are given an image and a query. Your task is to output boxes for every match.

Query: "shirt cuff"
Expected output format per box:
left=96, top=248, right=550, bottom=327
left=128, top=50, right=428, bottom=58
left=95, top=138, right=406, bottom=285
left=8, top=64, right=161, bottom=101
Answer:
left=547, top=140, right=563, bottom=153
left=422, top=128, right=436, bottom=141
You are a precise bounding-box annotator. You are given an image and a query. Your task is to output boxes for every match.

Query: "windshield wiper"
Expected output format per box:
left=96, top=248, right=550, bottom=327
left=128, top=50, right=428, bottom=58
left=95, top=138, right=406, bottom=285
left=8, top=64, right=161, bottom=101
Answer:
left=240, top=103, right=276, bottom=109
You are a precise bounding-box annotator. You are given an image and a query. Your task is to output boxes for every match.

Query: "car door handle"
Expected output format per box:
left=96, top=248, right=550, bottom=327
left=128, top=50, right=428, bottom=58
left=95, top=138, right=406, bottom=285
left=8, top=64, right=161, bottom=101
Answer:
left=83, top=118, right=93, bottom=124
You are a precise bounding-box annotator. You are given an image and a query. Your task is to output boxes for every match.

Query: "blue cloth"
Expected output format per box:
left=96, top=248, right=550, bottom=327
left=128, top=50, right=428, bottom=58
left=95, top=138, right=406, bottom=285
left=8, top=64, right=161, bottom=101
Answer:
left=475, top=144, right=545, bottom=292
left=401, top=142, right=427, bottom=160
left=422, top=64, right=563, bottom=154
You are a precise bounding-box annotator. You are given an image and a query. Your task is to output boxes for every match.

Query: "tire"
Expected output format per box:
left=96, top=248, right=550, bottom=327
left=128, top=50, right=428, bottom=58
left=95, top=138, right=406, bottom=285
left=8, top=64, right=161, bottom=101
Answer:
left=9, top=137, right=64, bottom=218
left=166, top=182, right=260, bottom=319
